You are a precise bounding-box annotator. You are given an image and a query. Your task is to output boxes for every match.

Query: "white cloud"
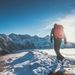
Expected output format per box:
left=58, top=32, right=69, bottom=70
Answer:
left=43, top=9, right=75, bottom=42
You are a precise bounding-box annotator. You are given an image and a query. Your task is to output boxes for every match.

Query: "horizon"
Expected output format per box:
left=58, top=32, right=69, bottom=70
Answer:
left=0, top=0, right=75, bottom=43
left=0, top=33, right=75, bottom=44
left=0, top=33, right=50, bottom=38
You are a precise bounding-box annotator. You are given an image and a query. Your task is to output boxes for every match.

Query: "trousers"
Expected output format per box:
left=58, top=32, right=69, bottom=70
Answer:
left=54, top=38, right=64, bottom=60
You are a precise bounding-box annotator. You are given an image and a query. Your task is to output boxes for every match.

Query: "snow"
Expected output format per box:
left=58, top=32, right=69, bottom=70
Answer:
left=1, top=49, right=75, bottom=75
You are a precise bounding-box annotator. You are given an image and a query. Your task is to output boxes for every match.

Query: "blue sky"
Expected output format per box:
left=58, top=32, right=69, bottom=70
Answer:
left=0, top=0, right=75, bottom=42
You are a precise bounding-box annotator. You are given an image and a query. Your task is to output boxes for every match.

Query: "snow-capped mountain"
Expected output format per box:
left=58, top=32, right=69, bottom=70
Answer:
left=0, top=33, right=75, bottom=55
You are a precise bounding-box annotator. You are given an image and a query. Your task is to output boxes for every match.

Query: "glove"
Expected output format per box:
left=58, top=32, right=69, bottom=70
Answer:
left=51, top=38, right=53, bottom=43
left=64, top=41, right=67, bottom=44
left=51, top=40, right=52, bottom=43
left=50, top=36, right=53, bottom=43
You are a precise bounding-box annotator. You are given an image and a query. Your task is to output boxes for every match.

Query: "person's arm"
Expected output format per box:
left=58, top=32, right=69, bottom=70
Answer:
left=50, top=28, right=53, bottom=43
left=64, top=32, right=67, bottom=44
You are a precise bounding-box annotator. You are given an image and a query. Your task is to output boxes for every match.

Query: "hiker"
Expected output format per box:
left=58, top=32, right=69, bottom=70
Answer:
left=50, top=23, right=67, bottom=61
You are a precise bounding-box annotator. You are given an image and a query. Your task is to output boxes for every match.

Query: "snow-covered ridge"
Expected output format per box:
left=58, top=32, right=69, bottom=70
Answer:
left=0, top=33, right=75, bottom=55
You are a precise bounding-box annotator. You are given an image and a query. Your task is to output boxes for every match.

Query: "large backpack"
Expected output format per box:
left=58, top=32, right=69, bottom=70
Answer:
left=53, top=25, right=64, bottom=39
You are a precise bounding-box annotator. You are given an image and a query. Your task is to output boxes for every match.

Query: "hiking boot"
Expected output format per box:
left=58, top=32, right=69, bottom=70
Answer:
left=48, top=71, right=54, bottom=75
left=57, top=55, right=64, bottom=61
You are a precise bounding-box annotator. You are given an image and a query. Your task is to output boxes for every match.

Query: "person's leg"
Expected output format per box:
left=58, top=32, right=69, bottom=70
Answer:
left=54, top=38, right=61, bottom=55
left=54, top=38, right=64, bottom=61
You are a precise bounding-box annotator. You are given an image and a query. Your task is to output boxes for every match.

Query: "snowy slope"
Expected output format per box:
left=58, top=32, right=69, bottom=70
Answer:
left=1, top=49, right=75, bottom=75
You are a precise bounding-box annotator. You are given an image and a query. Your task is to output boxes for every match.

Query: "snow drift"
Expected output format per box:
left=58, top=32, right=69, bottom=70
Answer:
left=1, top=49, right=75, bottom=75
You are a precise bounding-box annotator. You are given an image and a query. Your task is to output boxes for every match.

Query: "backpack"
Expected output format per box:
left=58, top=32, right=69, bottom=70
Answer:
left=53, top=25, right=64, bottom=39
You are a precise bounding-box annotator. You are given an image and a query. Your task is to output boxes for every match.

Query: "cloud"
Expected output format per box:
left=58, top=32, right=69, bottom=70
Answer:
left=55, top=11, right=75, bottom=37
left=43, top=9, right=75, bottom=42
left=44, top=9, right=75, bottom=29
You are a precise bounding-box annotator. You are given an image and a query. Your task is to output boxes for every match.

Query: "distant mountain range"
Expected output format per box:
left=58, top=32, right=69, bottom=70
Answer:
left=0, top=33, right=75, bottom=55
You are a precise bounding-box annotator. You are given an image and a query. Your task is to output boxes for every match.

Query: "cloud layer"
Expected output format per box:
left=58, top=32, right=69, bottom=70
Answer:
left=43, top=9, right=75, bottom=42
